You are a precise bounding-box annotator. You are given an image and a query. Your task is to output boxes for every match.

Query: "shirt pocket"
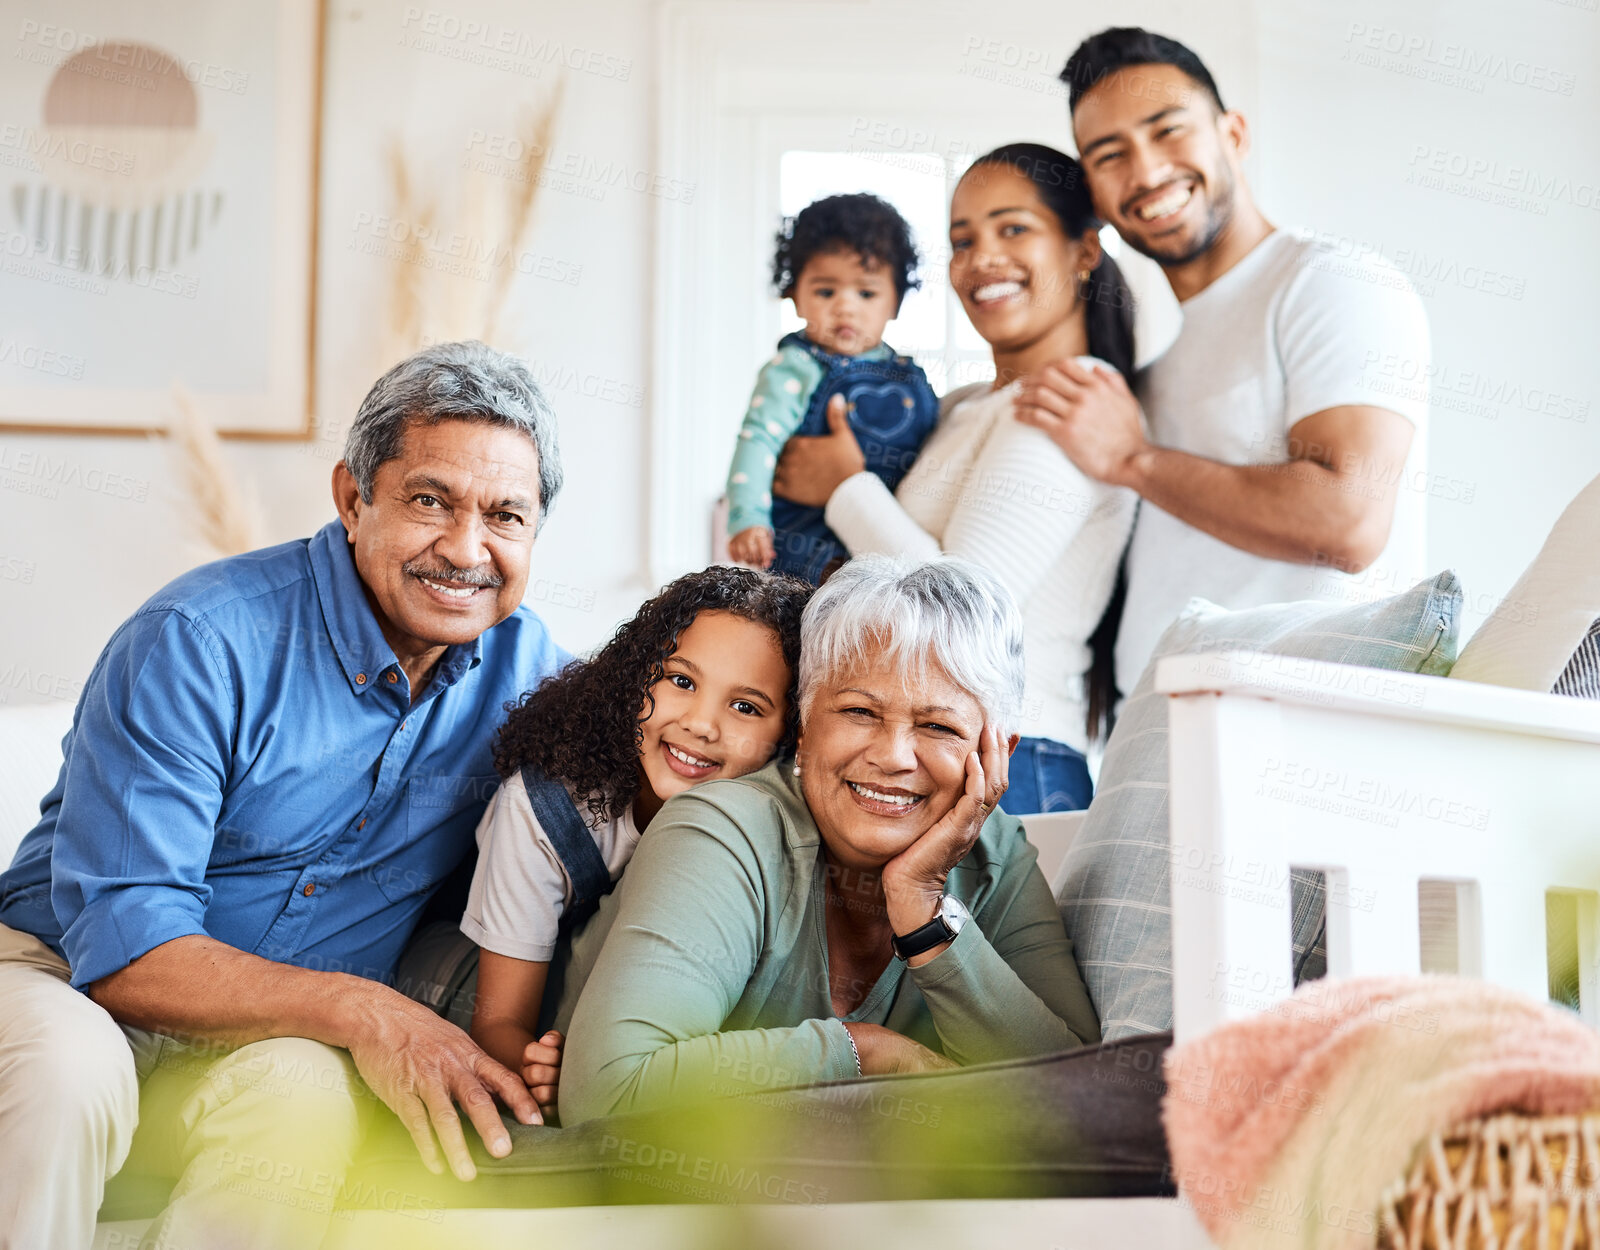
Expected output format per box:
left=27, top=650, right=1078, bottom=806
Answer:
left=377, top=772, right=499, bottom=902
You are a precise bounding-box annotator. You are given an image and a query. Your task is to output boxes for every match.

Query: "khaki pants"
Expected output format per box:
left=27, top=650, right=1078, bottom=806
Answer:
left=0, top=923, right=373, bottom=1250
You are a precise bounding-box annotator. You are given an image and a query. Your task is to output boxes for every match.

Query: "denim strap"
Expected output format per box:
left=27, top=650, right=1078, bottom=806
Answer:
left=518, top=764, right=612, bottom=924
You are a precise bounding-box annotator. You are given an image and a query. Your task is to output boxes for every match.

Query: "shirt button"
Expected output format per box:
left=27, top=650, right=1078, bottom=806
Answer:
left=356, top=673, right=367, bottom=685
left=386, top=671, right=398, bottom=683
left=303, top=883, right=316, bottom=897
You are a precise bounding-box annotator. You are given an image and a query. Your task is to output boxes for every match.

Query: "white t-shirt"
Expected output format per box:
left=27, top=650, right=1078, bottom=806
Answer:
left=825, top=372, right=1137, bottom=752
left=1115, top=228, right=1432, bottom=693
left=460, top=770, right=642, bottom=963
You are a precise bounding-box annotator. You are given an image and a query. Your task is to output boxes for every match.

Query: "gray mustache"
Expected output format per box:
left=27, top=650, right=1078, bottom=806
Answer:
left=405, top=560, right=504, bottom=588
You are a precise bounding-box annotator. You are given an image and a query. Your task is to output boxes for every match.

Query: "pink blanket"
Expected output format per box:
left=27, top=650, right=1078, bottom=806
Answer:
left=1162, top=976, right=1600, bottom=1249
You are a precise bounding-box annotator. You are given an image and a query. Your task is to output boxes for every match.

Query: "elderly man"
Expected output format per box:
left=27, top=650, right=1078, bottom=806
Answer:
left=0, top=341, right=567, bottom=1249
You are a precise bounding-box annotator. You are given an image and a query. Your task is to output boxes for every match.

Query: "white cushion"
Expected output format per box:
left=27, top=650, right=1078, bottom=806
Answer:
left=1450, top=471, right=1600, bottom=690
left=0, top=701, right=74, bottom=867
left=1021, top=810, right=1086, bottom=887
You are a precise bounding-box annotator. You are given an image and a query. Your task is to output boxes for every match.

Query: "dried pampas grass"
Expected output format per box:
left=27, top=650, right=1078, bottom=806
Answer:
left=383, top=84, right=563, bottom=360
left=165, top=384, right=264, bottom=561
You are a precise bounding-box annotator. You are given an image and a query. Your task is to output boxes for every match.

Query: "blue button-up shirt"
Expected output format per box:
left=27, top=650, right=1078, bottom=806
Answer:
left=0, top=520, right=567, bottom=989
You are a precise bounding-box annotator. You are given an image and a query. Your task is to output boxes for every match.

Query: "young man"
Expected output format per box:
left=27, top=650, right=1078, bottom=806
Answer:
left=0, top=342, right=568, bottom=1249
left=1018, top=27, right=1432, bottom=694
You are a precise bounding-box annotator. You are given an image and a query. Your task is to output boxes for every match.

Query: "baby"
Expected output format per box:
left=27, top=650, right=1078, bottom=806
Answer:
left=725, top=193, right=940, bottom=584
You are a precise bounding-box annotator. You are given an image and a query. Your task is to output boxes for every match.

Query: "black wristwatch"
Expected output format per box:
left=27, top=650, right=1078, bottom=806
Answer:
left=891, top=894, right=971, bottom=960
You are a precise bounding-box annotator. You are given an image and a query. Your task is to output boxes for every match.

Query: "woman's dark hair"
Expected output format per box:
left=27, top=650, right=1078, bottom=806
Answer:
left=772, top=193, right=921, bottom=306
left=967, top=142, right=1136, bottom=742
left=493, top=567, right=813, bottom=823
left=1059, top=26, right=1225, bottom=114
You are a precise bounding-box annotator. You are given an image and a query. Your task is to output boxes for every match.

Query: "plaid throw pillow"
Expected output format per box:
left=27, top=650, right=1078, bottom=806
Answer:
left=1553, top=618, right=1600, bottom=699
left=1053, top=573, right=1463, bottom=1040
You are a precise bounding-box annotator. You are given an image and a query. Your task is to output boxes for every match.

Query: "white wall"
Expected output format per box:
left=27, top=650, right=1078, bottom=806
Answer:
left=0, top=0, right=664, bottom=705
left=2, top=0, right=1596, bottom=709
left=1251, top=0, right=1600, bottom=629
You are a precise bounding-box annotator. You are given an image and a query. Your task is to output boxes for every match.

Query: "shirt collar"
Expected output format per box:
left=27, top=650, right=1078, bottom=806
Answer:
left=308, top=520, right=484, bottom=698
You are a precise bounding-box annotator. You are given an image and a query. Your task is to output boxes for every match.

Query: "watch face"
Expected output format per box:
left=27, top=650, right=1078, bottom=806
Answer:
left=939, top=894, right=970, bottom=933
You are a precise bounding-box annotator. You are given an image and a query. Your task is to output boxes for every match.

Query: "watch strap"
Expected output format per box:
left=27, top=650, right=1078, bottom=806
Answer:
left=891, top=903, right=956, bottom=960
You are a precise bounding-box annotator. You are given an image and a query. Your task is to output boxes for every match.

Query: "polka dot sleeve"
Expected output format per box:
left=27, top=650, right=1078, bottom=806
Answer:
left=724, top=344, right=823, bottom=536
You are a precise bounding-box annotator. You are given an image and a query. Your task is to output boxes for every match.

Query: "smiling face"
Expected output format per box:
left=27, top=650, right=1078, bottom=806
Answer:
left=948, top=162, right=1100, bottom=359
left=1073, top=63, right=1245, bottom=267
left=635, top=610, right=793, bottom=818
left=333, top=418, right=541, bottom=665
left=789, top=249, right=898, bottom=357
left=798, top=643, right=985, bottom=871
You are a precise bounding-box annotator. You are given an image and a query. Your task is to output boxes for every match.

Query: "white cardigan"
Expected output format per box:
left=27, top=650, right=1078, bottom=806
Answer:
left=824, top=377, right=1136, bottom=753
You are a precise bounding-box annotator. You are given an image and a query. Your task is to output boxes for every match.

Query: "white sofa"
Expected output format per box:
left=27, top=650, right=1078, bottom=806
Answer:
left=4, top=651, right=1597, bottom=1249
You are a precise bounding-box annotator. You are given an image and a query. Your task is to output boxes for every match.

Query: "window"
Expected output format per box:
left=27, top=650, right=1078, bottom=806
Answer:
left=778, top=150, right=993, bottom=394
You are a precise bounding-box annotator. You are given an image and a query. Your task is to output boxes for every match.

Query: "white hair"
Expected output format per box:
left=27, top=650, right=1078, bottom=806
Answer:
left=798, top=554, right=1026, bottom=735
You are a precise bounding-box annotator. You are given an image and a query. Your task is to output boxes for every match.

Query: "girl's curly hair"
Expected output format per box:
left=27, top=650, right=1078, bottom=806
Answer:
left=772, top=193, right=921, bottom=304
left=492, top=566, right=813, bottom=823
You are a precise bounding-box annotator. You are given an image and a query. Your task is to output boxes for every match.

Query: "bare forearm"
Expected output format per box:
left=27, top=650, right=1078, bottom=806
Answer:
left=88, top=933, right=381, bottom=1049
left=473, top=1017, right=538, bottom=1079
left=1121, top=446, right=1387, bottom=570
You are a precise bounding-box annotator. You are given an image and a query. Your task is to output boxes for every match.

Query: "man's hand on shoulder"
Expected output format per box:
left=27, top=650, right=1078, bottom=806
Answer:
left=1015, top=358, right=1149, bottom=488
left=342, top=980, right=540, bottom=1180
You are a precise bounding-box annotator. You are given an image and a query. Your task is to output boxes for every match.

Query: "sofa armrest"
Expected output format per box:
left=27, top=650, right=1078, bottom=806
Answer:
left=1159, top=652, right=1600, bottom=1042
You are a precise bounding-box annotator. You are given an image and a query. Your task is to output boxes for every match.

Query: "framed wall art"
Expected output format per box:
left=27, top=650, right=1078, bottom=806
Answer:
left=0, top=0, right=322, bottom=436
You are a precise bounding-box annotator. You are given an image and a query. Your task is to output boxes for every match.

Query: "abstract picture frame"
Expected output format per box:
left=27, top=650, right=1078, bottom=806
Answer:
left=0, top=0, right=323, bottom=437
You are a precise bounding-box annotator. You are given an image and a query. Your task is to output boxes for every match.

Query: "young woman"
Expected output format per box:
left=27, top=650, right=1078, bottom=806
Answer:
left=773, top=143, right=1138, bottom=814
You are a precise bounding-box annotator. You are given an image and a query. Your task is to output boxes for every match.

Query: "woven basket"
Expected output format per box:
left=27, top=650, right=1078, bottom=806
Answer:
left=1381, top=1114, right=1600, bottom=1249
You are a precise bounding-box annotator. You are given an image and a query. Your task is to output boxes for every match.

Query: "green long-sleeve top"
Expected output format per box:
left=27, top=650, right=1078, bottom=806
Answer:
left=724, top=340, right=888, bottom=536
left=561, top=761, right=1100, bottom=1125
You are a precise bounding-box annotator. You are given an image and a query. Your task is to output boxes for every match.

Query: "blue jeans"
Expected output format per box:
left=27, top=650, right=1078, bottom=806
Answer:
left=1000, top=736, right=1093, bottom=815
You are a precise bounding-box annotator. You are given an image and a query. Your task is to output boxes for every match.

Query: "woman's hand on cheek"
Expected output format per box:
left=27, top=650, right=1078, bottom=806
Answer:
left=772, top=395, right=865, bottom=507
left=880, top=726, right=1009, bottom=932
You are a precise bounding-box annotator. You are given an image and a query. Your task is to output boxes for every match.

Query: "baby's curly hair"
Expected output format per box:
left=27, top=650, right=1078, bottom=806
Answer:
left=492, top=566, right=813, bottom=823
left=772, top=193, right=921, bottom=305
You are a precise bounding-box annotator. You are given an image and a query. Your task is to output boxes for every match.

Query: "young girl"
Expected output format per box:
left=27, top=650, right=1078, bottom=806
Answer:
left=724, top=192, right=940, bottom=583
left=461, top=566, right=811, bottom=1108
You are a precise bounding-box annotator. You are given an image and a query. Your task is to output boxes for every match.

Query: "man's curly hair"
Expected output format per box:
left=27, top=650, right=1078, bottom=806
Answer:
left=492, top=566, right=813, bottom=823
left=772, top=193, right=921, bottom=305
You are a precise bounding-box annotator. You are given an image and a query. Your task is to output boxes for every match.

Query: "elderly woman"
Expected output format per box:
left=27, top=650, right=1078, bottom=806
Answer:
left=561, top=555, right=1099, bottom=1125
